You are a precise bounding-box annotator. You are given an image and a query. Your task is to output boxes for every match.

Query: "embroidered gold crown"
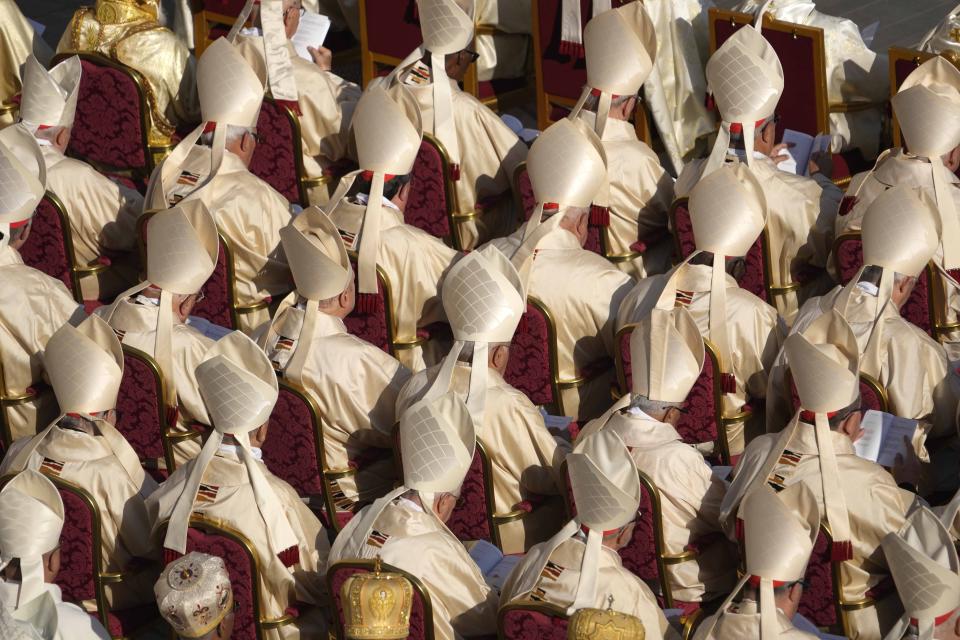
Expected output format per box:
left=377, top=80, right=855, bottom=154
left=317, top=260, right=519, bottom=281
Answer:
left=568, top=597, right=646, bottom=640
left=341, top=557, right=414, bottom=640
left=95, top=0, right=159, bottom=24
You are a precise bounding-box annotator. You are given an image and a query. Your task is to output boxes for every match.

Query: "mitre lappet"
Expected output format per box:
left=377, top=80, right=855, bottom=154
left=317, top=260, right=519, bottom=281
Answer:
left=227, top=0, right=298, bottom=104
left=19, top=54, right=81, bottom=131
left=512, top=428, right=642, bottom=614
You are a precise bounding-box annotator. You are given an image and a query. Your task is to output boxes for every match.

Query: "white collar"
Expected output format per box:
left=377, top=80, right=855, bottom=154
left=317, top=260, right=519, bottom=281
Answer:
left=626, top=406, right=660, bottom=422
left=355, top=192, right=400, bottom=211
left=399, top=496, right=425, bottom=513
left=218, top=443, right=263, bottom=461
left=727, top=148, right=768, bottom=162
left=856, top=281, right=880, bottom=297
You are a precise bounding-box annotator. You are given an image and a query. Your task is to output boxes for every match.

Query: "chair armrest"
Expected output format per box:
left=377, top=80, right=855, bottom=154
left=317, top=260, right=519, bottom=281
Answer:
left=662, top=549, right=698, bottom=564
left=491, top=508, right=529, bottom=525
left=324, top=467, right=357, bottom=482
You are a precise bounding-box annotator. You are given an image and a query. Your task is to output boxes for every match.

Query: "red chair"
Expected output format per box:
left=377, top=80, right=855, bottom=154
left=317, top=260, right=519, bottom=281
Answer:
left=669, top=197, right=771, bottom=303
left=504, top=298, right=559, bottom=412
left=20, top=192, right=112, bottom=307
left=51, top=53, right=170, bottom=185
left=888, top=48, right=938, bottom=150
left=858, top=373, right=889, bottom=413
left=404, top=134, right=459, bottom=249
left=614, top=324, right=733, bottom=465
left=33, top=475, right=159, bottom=639
left=249, top=98, right=334, bottom=207
left=158, top=516, right=299, bottom=640
left=327, top=560, right=434, bottom=640
left=498, top=600, right=569, bottom=639
left=116, top=345, right=203, bottom=482
left=261, top=380, right=357, bottom=532
left=512, top=162, right=604, bottom=258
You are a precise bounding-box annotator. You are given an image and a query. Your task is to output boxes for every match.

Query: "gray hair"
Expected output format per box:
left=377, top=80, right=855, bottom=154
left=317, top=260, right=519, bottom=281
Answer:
left=59, top=411, right=110, bottom=435
left=455, top=341, right=511, bottom=363
left=628, top=394, right=682, bottom=418
left=582, top=92, right=634, bottom=113
left=200, top=125, right=254, bottom=147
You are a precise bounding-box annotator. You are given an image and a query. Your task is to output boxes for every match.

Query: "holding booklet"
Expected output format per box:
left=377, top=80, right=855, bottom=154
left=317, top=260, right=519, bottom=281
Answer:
left=466, top=540, right=523, bottom=592
left=776, top=129, right=831, bottom=176
left=852, top=410, right=918, bottom=468
left=292, top=12, right=332, bottom=62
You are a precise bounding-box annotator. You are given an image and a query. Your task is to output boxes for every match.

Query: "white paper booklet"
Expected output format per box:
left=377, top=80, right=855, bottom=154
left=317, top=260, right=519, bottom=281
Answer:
left=186, top=316, right=233, bottom=341
left=776, top=128, right=831, bottom=176
left=467, top=539, right=523, bottom=591
left=292, top=12, right=332, bottom=62
left=853, top=410, right=918, bottom=468
left=539, top=407, right=573, bottom=431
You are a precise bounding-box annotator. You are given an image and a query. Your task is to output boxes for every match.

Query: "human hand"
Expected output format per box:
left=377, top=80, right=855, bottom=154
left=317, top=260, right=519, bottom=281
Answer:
left=309, top=45, right=333, bottom=71
left=768, top=142, right=793, bottom=165
left=808, top=151, right=833, bottom=178
left=892, top=436, right=923, bottom=488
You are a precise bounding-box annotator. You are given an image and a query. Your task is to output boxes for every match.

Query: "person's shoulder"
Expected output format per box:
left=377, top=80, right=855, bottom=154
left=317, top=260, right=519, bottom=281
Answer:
left=56, top=599, right=111, bottom=639
left=727, top=287, right=779, bottom=321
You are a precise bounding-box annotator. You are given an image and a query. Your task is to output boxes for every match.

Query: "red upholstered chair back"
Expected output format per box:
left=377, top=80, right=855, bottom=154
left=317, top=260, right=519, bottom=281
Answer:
left=327, top=561, right=432, bottom=640
left=404, top=135, right=454, bottom=245
left=505, top=299, right=558, bottom=409
left=249, top=99, right=304, bottom=206
left=889, top=48, right=937, bottom=149
left=117, top=346, right=171, bottom=482
left=445, top=446, right=494, bottom=544
left=669, top=198, right=768, bottom=301
left=710, top=10, right=826, bottom=141
left=181, top=523, right=260, bottom=640
left=901, top=267, right=934, bottom=337
left=358, top=0, right=422, bottom=85
left=498, top=601, right=569, bottom=639
left=20, top=194, right=77, bottom=300
left=343, top=255, right=393, bottom=354
left=53, top=484, right=98, bottom=604
left=195, top=235, right=236, bottom=329
left=858, top=375, right=889, bottom=413
left=58, top=54, right=150, bottom=174
left=799, top=527, right=840, bottom=628
left=833, top=234, right=864, bottom=285
left=620, top=474, right=661, bottom=590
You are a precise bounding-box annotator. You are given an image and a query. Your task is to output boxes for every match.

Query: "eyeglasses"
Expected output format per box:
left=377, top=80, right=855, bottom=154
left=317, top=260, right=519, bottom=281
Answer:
left=462, top=49, right=480, bottom=63
left=195, top=289, right=206, bottom=303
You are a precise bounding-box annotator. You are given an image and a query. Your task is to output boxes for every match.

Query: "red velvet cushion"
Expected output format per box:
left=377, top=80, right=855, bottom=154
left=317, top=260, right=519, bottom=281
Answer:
left=620, top=483, right=657, bottom=585
left=535, top=0, right=589, bottom=99
left=405, top=140, right=451, bottom=241
left=677, top=351, right=720, bottom=447
left=504, top=304, right=555, bottom=407
left=445, top=449, right=493, bottom=544
left=55, top=487, right=96, bottom=604
left=517, top=167, right=537, bottom=221
left=835, top=236, right=863, bottom=285
left=68, top=59, right=147, bottom=171
left=712, top=19, right=818, bottom=139
left=901, top=268, right=933, bottom=337
left=262, top=386, right=324, bottom=497
left=799, top=530, right=837, bottom=627
left=330, top=566, right=429, bottom=640
left=191, top=237, right=235, bottom=329
left=858, top=380, right=884, bottom=412
left=500, top=608, right=569, bottom=639
left=343, top=257, right=391, bottom=353
left=20, top=197, right=75, bottom=296
left=619, top=328, right=632, bottom=395
left=362, top=0, right=422, bottom=60
left=116, top=351, right=167, bottom=466
left=672, top=201, right=697, bottom=262
left=182, top=527, right=258, bottom=640
left=249, top=100, right=301, bottom=205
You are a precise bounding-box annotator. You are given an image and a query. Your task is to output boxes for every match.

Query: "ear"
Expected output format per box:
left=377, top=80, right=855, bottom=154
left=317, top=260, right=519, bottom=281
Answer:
left=491, top=344, right=510, bottom=369
left=242, top=131, right=257, bottom=153
left=789, top=582, right=803, bottom=604
left=56, top=127, right=70, bottom=148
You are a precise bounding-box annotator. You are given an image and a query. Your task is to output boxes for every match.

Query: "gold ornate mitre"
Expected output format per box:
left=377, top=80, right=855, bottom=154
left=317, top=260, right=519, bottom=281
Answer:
left=341, top=558, right=414, bottom=640
left=568, top=600, right=645, bottom=640
left=94, top=0, right=159, bottom=24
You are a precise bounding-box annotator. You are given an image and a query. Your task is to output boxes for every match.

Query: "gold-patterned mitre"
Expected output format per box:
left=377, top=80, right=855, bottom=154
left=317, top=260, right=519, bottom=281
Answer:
left=341, top=558, right=414, bottom=640
left=568, top=606, right=645, bottom=640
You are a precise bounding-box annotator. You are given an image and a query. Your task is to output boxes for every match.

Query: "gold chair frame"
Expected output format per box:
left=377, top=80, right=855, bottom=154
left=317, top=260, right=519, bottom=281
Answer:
left=613, top=323, right=734, bottom=465
left=709, top=9, right=879, bottom=187
left=819, top=522, right=877, bottom=638
left=326, top=559, right=436, bottom=640
left=0, top=99, right=18, bottom=121
left=136, top=211, right=271, bottom=331
left=420, top=132, right=474, bottom=252
left=0, top=473, right=137, bottom=638
left=275, top=379, right=358, bottom=533
left=475, top=438, right=530, bottom=550
left=157, top=515, right=298, bottom=639
left=266, top=98, right=333, bottom=207
left=120, top=345, right=204, bottom=474
left=858, top=371, right=890, bottom=414
left=830, top=230, right=864, bottom=286
left=49, top=52, right=175, bottom=176
left=496, top=598, right=568, bottom=638
left=0, top=363, right=36, bottom=451
left=37, top=191, right=111, bottom=304
left=524, top=295, right=610, bottom=418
